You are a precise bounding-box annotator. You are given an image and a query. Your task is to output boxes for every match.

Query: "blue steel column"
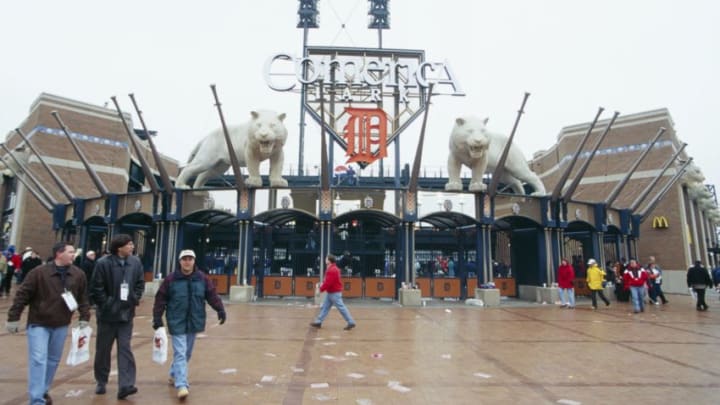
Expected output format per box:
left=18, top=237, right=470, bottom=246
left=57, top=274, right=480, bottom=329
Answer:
left=236, top=188, right=255, bottom=286
left=537, top=228, right=549, bottom=285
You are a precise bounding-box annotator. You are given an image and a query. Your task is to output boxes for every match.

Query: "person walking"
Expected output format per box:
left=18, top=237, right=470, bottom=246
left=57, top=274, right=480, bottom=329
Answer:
left=152, top=249, right=226, bottom=400
left=557, top=258, right=575, bottom=308
left=21, top=247, right=43, bottom=283
left=310, top=254, right=356, bottom=330
left=6, top=242, right=91, bottom=404
left=647, top=262, right=668, bottom=305
left=586, top=258, right=610, bottom=309
left=624, top=259, right=649, bottom=313
left=90, top=234, right=145, bottom=399
left=2, top=245, right=20, bottom=297
left=687, top=260, right=712, bottom=311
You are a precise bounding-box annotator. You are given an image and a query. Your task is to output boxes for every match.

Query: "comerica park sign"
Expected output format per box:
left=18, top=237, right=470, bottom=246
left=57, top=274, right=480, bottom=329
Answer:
left=264, top=48, right=464, bottom=100
left=264, top=46, right=464, bottom=166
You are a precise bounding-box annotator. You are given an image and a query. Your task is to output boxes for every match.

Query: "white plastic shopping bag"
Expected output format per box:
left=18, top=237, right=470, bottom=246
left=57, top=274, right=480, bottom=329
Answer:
left=66, top=325, right=92, bottom=366
left=152, top=327, right=168, bottom=364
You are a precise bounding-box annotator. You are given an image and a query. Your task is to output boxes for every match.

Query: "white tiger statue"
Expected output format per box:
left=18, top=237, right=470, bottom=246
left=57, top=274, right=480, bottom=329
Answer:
left=176, top=110, right=288, bottom=188
left=445, top=115, right=546, bottom=195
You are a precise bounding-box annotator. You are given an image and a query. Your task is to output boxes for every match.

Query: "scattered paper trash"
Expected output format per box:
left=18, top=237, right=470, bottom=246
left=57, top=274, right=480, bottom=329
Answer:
left=313, top=393, right=334, bottom=401
left=557, top=399, right=581, bottom=405
left=219, top=368, right=237, bottom=374
left=387, top=381, right=411, bottom=393
left=445, top=309, right=452, bottom=313
left=197, top=333, right=208, bottom=338
left=345, top=351, right=359, bottom=357
left=291, top=367, right=304, bottom=373
left=261, top=375, right=275, bottom=383
left=347, top=373, right=365, bottom=379
left=441, top=354, right=452, bottom=359
left=321, top=355, right=336, bottom=360
left=356, top=399, right=373, bottom=405
left=465, top=298, right=484, bottom=306
left=323, top=342, right=337, bottom=346
left=264, top=352, right=277, bottom=357
left=311, top=382, right=330, bottom=389
left=64, top=389, right=83, bottom=397
left=473, top=372, right=492, bottom=379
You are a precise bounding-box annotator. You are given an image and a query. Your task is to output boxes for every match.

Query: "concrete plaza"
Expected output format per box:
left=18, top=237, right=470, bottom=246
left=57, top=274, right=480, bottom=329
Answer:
left=1, top=292, right=719, bottom=404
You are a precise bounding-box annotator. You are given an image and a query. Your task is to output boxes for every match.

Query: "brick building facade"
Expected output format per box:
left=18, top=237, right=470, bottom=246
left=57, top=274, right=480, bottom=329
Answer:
left=531, top=108, right=717, bottom=271
left=1, top=93, right=179, bottom=258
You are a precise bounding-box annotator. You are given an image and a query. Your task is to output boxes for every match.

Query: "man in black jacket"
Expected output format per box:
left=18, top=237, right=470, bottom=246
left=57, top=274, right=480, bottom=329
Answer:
left=90, top=234, right=145, bottom=399
left=687, top=260, right=713, bottom=311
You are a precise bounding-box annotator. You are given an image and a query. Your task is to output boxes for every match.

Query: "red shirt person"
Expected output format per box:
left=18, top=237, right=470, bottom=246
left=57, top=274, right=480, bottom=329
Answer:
left=310, top=254, right=356, bottom=330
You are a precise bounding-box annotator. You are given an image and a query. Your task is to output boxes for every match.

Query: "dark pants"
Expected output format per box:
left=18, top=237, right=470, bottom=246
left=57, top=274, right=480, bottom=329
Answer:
left=2, top=267, right=13, bottom=295
left=94, top=321, right=136, bottom=388
left=590, top=289, right=610, bottom=308
left=651, top=284, right=667, bottom=304
left=693, top=288, right=708, bottom=311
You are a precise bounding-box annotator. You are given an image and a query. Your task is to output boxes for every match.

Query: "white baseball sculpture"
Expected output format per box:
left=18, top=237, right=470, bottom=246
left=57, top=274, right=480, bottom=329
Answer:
left=176, top=110, right=288, bottom=188
left=445, top=115, right=546, bottom=195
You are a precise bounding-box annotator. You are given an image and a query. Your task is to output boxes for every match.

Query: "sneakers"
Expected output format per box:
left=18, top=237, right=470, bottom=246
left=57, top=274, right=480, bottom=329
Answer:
left=177, top=387, right=189, bottom=400
left=309, top=322, right=321, bottom=328
left=95, top=383, right=106, bottom=395
left=168, top=377, right=175, bottom=386
left=343, top=323, right=356, bottom=330
left=43, top=393, right=53, bottom=405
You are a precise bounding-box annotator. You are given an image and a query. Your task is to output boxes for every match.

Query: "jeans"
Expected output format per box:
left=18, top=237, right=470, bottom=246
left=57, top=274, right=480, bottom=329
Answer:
left=170, top=333, right=197, bottom=389
left=559, top=288, right=575, bottom=307
left=315, top=292, right=355, bottom=325
left=630, top=286, right=645, bottom=312
left=27, top=324, right=68, bottom=404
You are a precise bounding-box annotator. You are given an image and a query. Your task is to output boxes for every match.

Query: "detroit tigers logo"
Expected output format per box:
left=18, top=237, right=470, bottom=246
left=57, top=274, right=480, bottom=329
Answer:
left=342, top=107, right=388, bottom=166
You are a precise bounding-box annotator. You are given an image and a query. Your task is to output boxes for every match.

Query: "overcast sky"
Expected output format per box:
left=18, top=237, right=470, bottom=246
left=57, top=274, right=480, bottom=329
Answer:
left=2, top=0, right=719, bottom=211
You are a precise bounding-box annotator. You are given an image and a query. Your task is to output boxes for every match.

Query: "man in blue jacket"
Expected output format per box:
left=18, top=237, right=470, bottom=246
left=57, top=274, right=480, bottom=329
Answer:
left=152, top=249, right=226, bottom=400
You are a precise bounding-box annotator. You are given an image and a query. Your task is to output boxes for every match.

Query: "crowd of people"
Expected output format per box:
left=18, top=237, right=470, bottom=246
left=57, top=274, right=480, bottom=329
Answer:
left=557, top=255, right=719, bottom=313
left=3, top=234, right=226, bottom=403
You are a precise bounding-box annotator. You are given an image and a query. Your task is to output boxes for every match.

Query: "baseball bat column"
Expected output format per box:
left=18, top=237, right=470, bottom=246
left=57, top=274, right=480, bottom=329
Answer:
left=111, top=97, right=160, bottom=195
left=0, top=146, right=54, bottom=211
left=629, top=143, right=687, bottom=212
left=0, top=143, right=58, bottom=206
left=562, top=112, right=620, bottom=201
left=52, top=111, right=109, bottom=198
left=14, top=128, right=74, bottom=202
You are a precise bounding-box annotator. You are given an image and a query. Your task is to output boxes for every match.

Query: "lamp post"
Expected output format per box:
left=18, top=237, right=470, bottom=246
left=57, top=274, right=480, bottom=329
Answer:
left=297, top=0, right=319, bottom=176
left=367, top=0, right=390, bottom=48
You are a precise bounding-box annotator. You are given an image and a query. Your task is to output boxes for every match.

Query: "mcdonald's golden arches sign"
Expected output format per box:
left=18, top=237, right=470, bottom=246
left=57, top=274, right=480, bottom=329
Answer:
left=652, top=216, right=669, bottom=229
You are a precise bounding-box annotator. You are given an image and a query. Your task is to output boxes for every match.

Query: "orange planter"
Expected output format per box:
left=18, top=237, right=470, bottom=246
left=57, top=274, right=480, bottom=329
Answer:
left=573, top=278, right=591, bottom=296
left=294, top=276, right=320, bottom=297
left=434, top=278, right=460, bottom=298
left=415, top=278, right=431, bottom=297
left=342, top=278, right=363, bottom=298
left=467, top=277, right=478, bottom=292
left=493, top=277, right=516, bottom=297
left=208, top=274, right=230, bottom=295
left=365, top=277, right=396, bottom=298
left=263, top=276, right=293, bottom=297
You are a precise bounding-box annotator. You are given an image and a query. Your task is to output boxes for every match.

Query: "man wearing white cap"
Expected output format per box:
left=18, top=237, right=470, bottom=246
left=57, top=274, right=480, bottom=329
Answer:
left=152, top=249, right=226, bottom=400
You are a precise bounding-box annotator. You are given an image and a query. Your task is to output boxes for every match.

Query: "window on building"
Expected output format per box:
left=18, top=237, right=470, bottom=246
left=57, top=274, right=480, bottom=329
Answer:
left=128, top=161, right=145, bottom=193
